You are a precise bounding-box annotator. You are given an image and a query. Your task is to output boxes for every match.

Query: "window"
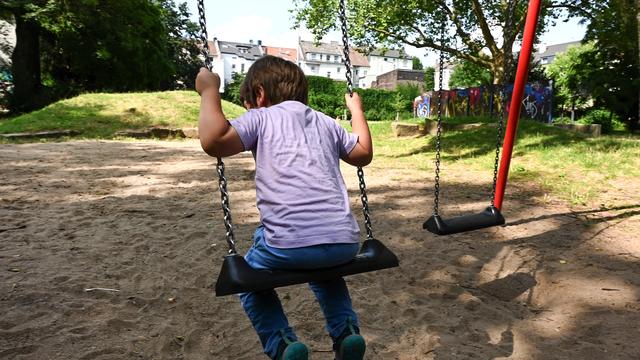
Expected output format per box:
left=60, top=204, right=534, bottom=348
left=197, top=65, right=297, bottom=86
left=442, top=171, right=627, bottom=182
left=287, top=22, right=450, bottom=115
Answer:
left=327, top=71, right=331, bottom=78
left=384, top=57, right=388, bottom=61
left=337, top=66, right=341, bottom=73
left=335, top=55, right=339, bottom=62
left=232, top=64, right=236, bottom=69
left=241, top=63, right=245, bottom=73
left=364, top=70, right=367, bottom=76
left=311, top=53, right=316, bottom=60
left=310, top=65, right=317, bottom=73
left=355, top=69, right=359, bottom=75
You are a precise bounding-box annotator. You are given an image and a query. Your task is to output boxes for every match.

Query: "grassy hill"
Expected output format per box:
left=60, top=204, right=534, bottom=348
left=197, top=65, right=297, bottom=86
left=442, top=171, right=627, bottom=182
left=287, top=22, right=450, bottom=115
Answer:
left=0, top=91, right=245, bottom=138
left=1, top=91, right=638, bottom=206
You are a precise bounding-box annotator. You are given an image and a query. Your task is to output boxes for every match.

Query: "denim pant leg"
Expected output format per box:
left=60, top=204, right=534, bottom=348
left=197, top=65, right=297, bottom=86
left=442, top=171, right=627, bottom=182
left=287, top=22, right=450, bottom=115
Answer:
left=240, top=225, right=361, bottom=357
left=309, top=278, right=360, bottom=340
left=239, top=228, right=296, bottom=359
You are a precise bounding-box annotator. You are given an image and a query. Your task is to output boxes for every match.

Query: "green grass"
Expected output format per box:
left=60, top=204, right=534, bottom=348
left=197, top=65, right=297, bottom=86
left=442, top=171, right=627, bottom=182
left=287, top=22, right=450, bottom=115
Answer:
left=346, top=117, right=640, bottom=205
left=0, top=91, right=245, bottom=138
left=3, top=92, right=639, bottom=206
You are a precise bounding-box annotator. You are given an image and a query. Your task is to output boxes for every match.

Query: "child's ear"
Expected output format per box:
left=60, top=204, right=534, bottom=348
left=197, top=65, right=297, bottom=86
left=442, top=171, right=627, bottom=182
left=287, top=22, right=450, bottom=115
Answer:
left=256, top=86, right=268, bottom=107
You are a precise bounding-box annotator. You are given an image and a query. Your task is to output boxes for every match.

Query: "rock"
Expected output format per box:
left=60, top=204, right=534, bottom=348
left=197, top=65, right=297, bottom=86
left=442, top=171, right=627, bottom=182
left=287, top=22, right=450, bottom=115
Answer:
left=423, top=119, right=495, bottom=135
left=391, top=122, right=423, bottom=137
left=0, top=130, right=79, bottom=140
left=554, top=123, right=601, bottom=137
left=182, top=127, right=199, bottom=139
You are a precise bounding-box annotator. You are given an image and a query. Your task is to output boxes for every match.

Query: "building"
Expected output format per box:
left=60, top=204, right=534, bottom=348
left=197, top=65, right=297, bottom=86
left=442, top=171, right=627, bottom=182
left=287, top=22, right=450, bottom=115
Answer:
left=217, top=40, right=264, bottom=85
left=373, top=69, right=426, bottom=90
left=297, top=40, right=351, bottom=82
left=207, top=37, right=414, bottom=91
left=534, top=40, right=581, bottom=65
left=361, top=48, right=411, bottom=88
left=298, top=40, right=411, bottom=88
left=264, top=46, right=297, bottom=63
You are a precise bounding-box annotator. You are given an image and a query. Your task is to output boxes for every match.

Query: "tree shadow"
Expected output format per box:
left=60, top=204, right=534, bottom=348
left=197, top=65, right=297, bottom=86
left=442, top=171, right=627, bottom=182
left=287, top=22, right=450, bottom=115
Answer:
left=1, top=142, right=639, bottom=359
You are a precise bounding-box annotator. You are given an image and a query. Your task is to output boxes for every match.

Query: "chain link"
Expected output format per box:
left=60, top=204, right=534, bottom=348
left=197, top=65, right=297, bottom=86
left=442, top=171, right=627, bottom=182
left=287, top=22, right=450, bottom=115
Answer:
left=490, top=0, right=517, bottom=207
left=338, top=0, right=354, bottom=96
left=339, top=0, right=373, bottom=239
left=432, top=20, right=446, bottom=216
left=197, top=0, right=236, bottom=254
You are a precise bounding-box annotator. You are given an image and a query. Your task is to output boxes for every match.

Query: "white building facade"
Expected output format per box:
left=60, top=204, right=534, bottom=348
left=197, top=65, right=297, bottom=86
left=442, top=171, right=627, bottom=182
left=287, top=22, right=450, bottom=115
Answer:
left=361, top=49, right=411, bottom=88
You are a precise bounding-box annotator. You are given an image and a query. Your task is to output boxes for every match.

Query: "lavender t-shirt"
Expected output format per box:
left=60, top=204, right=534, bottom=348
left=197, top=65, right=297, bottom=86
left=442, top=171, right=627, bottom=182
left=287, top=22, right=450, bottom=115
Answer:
left=230, top=100, right=361, bottom=249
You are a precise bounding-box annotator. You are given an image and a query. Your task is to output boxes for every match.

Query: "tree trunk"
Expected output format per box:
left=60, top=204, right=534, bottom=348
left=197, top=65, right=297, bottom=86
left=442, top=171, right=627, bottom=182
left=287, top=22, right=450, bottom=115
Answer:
left=11, top=8, right=41, bottom=112
left=636, top=0, right=640, bottom=127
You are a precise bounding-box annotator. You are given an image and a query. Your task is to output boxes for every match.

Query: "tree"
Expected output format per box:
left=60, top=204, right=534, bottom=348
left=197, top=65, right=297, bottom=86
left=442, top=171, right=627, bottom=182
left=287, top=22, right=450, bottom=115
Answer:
left=545, top=42, right=594, bottom=113
left=547, top=1, right=639, bottom=129
left=582, top=0, right=639, bottom=128
left=157, top=0, right=201, bottom=89
left=424, top=66, right=435, bottom=90
left=1, top=0, right=199, bottom=112
left=0, top=0, right=46, bottom=111
left=448, top=59, right=492, bottom=88
left=411, top=56, right=423, bottom=70
left=293, top=0, right=595, bottom=84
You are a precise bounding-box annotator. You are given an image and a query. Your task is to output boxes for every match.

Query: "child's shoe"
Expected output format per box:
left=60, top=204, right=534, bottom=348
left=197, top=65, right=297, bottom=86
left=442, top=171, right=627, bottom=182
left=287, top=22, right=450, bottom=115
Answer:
left=275, top=331, right=309, bottom=360
left=333, top=318, right=366, bottom=360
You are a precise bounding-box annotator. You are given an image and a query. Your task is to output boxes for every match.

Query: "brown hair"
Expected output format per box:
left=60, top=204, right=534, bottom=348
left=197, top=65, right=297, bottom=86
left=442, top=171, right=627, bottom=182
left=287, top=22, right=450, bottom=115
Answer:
left=240, top=55, right=308, bottom=107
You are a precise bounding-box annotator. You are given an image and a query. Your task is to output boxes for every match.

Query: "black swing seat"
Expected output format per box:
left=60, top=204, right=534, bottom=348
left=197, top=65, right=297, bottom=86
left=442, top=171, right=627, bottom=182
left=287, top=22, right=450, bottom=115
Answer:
left=423, top=206, right=505, bottom=235
left=215, top=239, right=399, bottom=296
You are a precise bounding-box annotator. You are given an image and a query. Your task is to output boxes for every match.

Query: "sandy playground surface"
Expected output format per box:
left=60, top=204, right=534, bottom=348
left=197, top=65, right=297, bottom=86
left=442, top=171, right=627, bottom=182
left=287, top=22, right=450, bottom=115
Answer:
left=1, top=139, right=639, bottom=359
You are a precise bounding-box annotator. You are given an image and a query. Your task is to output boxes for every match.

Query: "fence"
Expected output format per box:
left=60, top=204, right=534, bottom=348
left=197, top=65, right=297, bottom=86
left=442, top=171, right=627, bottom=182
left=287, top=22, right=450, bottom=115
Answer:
left=415, top=82, right=553, bottom=122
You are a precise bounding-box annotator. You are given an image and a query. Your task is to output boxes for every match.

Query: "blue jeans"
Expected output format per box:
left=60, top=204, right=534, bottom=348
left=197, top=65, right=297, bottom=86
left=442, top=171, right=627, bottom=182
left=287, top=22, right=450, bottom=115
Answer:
left=239, top=226, right=360, bottom=359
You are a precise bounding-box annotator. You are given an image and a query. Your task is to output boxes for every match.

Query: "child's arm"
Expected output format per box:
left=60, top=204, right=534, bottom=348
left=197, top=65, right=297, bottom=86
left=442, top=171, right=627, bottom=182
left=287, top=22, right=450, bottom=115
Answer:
left=196, top=68, right=244, bottom=158
left=343, top=92, right=373, bottom=167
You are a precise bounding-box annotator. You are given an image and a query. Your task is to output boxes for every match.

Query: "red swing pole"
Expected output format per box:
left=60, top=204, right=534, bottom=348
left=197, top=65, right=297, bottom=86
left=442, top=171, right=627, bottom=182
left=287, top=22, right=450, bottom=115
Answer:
left=494, top=0, right=543, bottom=210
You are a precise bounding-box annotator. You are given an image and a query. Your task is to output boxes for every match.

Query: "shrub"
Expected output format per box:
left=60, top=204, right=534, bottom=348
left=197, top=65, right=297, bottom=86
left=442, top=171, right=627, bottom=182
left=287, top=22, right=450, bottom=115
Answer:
left=578, top=109, right=620, bottom=133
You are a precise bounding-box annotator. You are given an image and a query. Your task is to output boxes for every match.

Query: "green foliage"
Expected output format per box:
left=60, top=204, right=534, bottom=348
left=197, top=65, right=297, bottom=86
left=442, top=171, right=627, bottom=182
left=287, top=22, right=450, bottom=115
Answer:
left=305, top=75, right=405, bottom=120
left=293, top=0, right=589, bottom=86
left=582, top=0, right=639, bottom=129
left=423, top=66, right=435, bottom=91
left=545, top=42, right=595, bottom=110
left=449, top=60, right=492, bottom=88
left=222, top=72, right=246, bottom=106
left=546, top=0, right=639, bottom=130
left=396, top=83, right=420, bottom=110
left=158, top=1, right=202, bottom=89
left=3, top=0, right=201, bottom=112
left=578, top=109, right=625, bottom=134
left=411, top=56, right=423, bottom=70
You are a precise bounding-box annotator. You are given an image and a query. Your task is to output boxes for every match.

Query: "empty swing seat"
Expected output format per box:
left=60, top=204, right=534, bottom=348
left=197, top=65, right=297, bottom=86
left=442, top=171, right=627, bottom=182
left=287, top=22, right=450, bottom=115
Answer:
left=423, top=206, right=505, bottom=235
left=215, top=239, right=399, bottom=296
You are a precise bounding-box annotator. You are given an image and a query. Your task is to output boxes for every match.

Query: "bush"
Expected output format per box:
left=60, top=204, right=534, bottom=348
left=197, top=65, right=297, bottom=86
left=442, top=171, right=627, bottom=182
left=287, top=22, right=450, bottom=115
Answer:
left=222, top=72, right=246, bottom=106
left=578, top=109, right=621, bottom=133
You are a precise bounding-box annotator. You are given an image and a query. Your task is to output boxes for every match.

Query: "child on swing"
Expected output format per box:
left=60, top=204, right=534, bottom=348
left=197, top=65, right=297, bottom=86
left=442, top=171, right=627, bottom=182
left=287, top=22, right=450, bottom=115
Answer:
left=196, top=55, right=372, bottom=360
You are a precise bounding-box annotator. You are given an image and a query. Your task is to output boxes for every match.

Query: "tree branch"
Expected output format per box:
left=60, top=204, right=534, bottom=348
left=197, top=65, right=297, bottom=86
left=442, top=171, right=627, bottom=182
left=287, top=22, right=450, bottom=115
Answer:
left=447, top=1, right=483, bottom=54
left=368, top=25, right=492, bottom=68
left=470, top=0, right=499, bottom=54
left=547, top=3, right=596, bottom=20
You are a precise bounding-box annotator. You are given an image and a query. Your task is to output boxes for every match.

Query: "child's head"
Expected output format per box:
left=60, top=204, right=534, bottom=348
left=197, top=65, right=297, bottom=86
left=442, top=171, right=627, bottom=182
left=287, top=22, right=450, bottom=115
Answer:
left=240, top=55, right=308, bottom=108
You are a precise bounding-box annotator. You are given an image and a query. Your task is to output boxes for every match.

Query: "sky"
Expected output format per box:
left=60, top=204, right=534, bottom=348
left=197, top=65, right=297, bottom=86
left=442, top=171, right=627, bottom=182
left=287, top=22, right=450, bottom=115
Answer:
left=187, top=0, right=587, bottom=66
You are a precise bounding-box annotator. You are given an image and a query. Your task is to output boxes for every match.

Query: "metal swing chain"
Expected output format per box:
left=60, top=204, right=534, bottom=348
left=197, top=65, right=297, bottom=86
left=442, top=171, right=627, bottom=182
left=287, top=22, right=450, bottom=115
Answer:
left=490, top=0, right=517, bottom=207
left=339, top=0, right=373, bottom=240
left=432, top=19, right=447, bottom=216
left=197, top=0, right=237, bottom=255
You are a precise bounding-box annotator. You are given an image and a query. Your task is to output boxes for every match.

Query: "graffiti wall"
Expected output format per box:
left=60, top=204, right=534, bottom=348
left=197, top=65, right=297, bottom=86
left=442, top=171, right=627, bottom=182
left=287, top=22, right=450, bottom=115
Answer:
left=415, top=82, right=553, bottom=122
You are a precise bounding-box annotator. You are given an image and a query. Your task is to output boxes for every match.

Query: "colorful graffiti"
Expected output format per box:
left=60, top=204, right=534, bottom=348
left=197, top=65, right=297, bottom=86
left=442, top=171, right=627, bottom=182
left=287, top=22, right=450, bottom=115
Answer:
left=416, top=82, right=553, bottom=122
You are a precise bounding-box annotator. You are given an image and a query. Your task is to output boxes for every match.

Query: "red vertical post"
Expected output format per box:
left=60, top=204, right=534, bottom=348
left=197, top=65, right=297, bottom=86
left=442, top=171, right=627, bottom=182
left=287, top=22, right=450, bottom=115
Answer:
left=494, top=0, right=543, bottom=210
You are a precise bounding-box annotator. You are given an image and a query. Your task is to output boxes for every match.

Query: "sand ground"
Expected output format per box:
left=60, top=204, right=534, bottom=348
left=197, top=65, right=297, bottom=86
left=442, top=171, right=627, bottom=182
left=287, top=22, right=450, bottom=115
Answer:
left=1, top=140, right=639, bottom=359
